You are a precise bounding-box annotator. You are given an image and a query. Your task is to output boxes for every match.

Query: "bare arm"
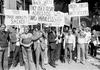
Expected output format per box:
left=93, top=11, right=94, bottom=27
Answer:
left=20, top=34, right=33, bottom=47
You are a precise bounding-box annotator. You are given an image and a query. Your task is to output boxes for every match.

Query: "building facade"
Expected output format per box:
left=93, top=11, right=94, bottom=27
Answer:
left=0, top=0, right=32, bottom=25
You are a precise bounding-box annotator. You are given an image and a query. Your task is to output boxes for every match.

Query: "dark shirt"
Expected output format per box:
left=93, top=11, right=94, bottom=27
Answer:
left=0, top=31, right=9, bottom=48
left=48, top=31, right=56, bottom=43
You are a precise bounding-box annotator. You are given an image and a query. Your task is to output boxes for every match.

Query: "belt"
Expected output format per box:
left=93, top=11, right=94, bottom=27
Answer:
left=66, top=43, right=73, bottom=45
left=11, top=42, right=16, bottom=44
left=77, top=43, right=85, bottom=45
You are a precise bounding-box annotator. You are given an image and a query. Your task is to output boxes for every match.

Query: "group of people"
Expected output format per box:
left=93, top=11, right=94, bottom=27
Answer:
left=0, top=23, right=99, bottom=70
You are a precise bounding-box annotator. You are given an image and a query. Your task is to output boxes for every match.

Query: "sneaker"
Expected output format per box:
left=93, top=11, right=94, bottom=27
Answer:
left=81, top=61, right=85, bottom=65
left=77, top=60, right=80, bottom=63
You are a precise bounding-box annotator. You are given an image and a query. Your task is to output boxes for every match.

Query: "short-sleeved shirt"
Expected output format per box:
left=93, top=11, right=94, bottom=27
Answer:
left=20, top=33, right=33, bottom=44
left=9, top=32, right=17, bottom=43
left=77, top=34, right=85, bottom=44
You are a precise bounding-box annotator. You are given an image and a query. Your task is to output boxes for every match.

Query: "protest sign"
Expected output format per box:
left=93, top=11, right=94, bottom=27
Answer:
left=72, top=17, right=79, bottom=28
left=29, top=5, right=55, bottom=25
left=32, top=0, right=54, bottom=6
left=69, top=2, right=89, bottom=17
left=64, top=13, right=71, bottom=26
left=4, top=9, right=28, bottom=25
left=51, top=11, right=65, bottom=27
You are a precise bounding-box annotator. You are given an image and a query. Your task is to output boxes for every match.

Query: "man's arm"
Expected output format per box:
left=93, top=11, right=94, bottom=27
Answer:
left=48, top=33, right=56, bottom=43
left=73, top=35, right=76, bottom=50
left=32, top=32, right=42, bottom=41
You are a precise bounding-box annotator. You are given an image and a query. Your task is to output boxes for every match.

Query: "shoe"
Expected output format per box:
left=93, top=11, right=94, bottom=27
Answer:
left=54, top=63, right=58, bottom=66
left=68, top=60, right=72, bottom=64
left=20, top=62, right=25, bottom=66
left=81, top=61, right=85, bottom=65
left=77, top=60, right=80, bottom=63
left=49, top=63, right=56, bottom=68
left=12, top=61, right=17, bottom=67
left=42, top=68, right=46, bottom=70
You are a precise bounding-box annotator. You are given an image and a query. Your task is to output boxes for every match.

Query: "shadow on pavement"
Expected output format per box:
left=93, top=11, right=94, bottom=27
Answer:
left=92, top=63, right=100, bottom=70
left=91, top=52, right=100, bottom=70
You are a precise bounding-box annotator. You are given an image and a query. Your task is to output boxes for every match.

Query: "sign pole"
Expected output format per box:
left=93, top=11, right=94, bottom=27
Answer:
left=79, top=16, right=81, bottom=29
left=24, top=0, right=25, bottom=10
left=41, top=23, right=43, bottom=31
left=62, top=26, right=63, bottom=33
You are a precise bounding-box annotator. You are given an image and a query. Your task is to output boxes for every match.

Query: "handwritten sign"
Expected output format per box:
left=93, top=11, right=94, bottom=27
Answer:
left=29, top=5, right=55, bottom=25
left=69, top=2, right=89, bottom=17
left=4, top=9, right=28, bottom=25
left=32, top=0, right=54, bottom=6
left=64, top=13, right=71, bottom=26
left=50, top=11, right=65, bottom=27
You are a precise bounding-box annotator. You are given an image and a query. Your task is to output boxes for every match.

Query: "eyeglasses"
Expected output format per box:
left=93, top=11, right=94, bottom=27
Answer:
left=12, top=27, right=17, bottom=30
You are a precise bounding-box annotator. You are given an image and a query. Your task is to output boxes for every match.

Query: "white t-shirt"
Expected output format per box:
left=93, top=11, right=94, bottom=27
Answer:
left=84, top=32, right=91, bottom=43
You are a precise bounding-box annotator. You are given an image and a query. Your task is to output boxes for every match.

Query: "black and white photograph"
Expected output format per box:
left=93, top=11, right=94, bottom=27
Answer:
left=0, top=0, right=100, bottom=70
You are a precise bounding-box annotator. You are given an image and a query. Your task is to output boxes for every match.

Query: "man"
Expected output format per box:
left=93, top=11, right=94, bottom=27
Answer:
left=90, top=30, right=98, bottom=57
left=72, top=28, right=78, bottom=60
left=0, top=24, right=10, bottom=70
left=64, top=29, right=76, bottom=63
left=33, top=24, right=46, bottom=70
left=48, top=27, right=57, bottom=68
left=12, top=26, right=24, bottom=67
left=20, top=26, right=35, bottom=70
left=84, top=27, right=91, bottom=59
left=9, top=26, right=18, bottom=67
left=55, top=27, right=62, bottom=63
left=43, top=28, right=48, bottom=65
left=77, top=29, right=86, bottom=64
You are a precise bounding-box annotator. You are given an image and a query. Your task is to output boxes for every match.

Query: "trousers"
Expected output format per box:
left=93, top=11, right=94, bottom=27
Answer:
left=22, top=47, right=36, bottom=70
left=85, top=43, right=88, bottom=59
left=56, top=43, right=61, bottom=61
left=35, top=46, right=45, bottom=70
left=0, top=48, right=8, bottom=70
left=12, top=46, right=24, bottom=67
left=90, top=42, right=97, bottom=57
left=77, top=44, right=85, bottom=62
left=65, top=43, right=73, bottom=62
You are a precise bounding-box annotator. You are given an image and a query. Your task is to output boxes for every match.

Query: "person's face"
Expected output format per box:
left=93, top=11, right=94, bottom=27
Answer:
left=80, top=30, right=84, bottom=36
left=24, top=27, right=29, bottom=33
left=73, top=29, right=76, bottom=33
left=68, top=30, right=72, bottom=35
left=86, top=29, right=88, bottom=32
left=35, top=28, right=38, bottom=31
left=66, top=27, right=68, bottom=31
left=0, top=25, right=6, bottom=31
left=92, top=30, right=96, bottom=35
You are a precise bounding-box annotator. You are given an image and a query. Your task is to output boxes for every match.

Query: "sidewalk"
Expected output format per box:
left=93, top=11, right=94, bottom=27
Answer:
left=9, top=55, right=100, bottom=70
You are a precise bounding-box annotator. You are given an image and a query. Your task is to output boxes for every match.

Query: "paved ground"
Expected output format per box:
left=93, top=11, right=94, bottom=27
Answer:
left=9, top=54, right=100, bottom=70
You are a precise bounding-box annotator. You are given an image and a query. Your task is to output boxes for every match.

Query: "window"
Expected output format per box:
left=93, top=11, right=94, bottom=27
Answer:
left=0, top=0, right=3, bottom=13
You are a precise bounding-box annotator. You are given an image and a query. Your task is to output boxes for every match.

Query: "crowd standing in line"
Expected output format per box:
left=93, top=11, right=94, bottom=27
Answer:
left=0, top=22, right=100, bottom=70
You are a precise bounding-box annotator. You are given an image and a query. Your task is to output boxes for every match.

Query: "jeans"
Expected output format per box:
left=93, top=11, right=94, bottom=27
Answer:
left=22, top=47, right=36, bottom=70
left=65, top=43, right=73, bottom=62
left=77, top=44, right=85, bottom=62
left=85, top=43, right=88, bottom=59
left=44, top=47, right=48, bottom=64
left=0, top=48, right=8, bottom=70
left=90, top=42, right=97, bottom=57
left=35, top=46, right=45, bottom=70
left=10, top=43, right=16, bottom=52
left=56, top=43, right=61, bottom=61
left=12, top=46, right=24, bottom=66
